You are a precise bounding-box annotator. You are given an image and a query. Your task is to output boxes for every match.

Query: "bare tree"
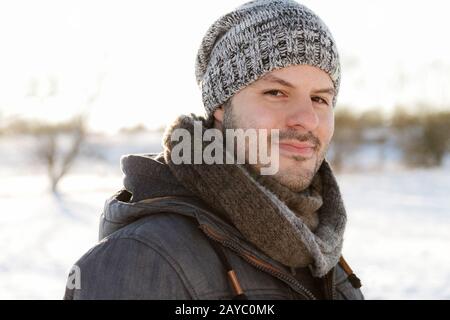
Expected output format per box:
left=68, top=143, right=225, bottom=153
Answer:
left=30, top=73, right=105, bottom=193
left=35, top=116, right=86, bottom=193
left=392, top=107, right=450, bottom=167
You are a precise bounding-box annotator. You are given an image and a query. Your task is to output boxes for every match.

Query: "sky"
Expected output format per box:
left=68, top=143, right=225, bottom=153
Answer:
left=1, top=0, right=450, bottom=134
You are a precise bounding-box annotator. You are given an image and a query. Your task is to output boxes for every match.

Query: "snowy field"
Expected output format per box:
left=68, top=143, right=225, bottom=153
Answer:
left=0, top=132, right=449, bottom=299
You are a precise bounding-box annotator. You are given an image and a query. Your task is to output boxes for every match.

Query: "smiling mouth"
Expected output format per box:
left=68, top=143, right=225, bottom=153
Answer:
left=278, top=141, right=316, bottom=158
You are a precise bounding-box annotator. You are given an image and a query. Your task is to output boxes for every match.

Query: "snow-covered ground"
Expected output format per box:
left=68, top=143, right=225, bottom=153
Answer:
left=340, top=168, right=450, bottom=299
left=0, top=133, right=449, bottom=299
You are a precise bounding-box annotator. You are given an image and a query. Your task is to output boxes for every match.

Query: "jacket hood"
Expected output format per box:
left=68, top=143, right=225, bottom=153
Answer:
left=99, top=152, right=191, bottom=239
left=99, top=152, right=237, bottom=240
left=120, top=152, right=193, bottom=203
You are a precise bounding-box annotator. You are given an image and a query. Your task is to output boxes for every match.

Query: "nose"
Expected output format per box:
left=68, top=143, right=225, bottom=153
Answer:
left=285, top=96, right=319, bottom=132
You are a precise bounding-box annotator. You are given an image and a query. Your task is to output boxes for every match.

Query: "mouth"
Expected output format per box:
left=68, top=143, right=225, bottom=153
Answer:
left=277, top=140, right=316, bottom=158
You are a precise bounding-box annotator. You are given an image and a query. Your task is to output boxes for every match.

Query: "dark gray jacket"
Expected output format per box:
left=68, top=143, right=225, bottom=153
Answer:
left=64, top=153, right=364, bottom=300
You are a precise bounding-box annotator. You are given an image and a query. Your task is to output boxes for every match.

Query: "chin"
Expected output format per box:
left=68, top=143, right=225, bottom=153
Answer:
left=274, top=173, right=314, bottom=192
left=273, top=159, right=317, bottom=190
left=278, top=164, right=314, bottom=181
left=280, top=153, right=316, bottom=169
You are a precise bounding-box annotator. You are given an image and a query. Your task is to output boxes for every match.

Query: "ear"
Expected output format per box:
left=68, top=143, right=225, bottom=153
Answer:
left=213, top=105, right=224, bottom=125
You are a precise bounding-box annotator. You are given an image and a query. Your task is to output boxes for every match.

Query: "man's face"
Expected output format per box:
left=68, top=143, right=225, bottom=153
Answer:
left=213, top=64, right=335, bottom=192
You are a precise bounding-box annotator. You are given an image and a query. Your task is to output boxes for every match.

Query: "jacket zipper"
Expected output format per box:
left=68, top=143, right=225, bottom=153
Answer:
left=199, top=224, right=317, bottom=300
left=330, top=267, right=337, bottom=299
left=323, top=269, right=336, bottom=300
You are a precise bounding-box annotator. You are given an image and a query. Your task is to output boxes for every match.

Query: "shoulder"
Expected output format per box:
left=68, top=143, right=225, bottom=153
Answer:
left=64, top=213, right=225, bottom=299
left=64, top=234, right=193, bottom=299
left=110, top=213, right=219, bottom=266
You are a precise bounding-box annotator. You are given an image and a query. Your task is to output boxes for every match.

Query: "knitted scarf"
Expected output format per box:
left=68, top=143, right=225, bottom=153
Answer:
left=163, top=114, right=347, bottom=277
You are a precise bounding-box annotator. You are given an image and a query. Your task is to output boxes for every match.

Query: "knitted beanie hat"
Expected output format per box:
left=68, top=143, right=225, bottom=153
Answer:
left=195, top=0, right=341, bottom=116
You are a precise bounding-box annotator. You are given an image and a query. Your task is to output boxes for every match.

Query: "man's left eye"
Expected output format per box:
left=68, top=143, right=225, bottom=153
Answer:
left=312, top=96, right=329, bottom=105
left=264, top=90, right=285, bottom=97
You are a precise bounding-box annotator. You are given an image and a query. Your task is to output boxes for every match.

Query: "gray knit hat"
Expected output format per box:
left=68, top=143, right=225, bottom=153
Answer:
left=195, top=0, right=341, bottom=116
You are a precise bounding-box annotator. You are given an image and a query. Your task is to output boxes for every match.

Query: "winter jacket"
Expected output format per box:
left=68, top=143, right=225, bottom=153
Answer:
left=64, top=153, right=364, bottom=300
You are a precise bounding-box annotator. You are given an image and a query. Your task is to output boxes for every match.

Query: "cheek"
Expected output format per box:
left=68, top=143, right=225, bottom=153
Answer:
left=234, top=98, right=281, bottom=130
left=250, top=108, right=281, bottom=129
left=317, top=111, right=334, bottom=144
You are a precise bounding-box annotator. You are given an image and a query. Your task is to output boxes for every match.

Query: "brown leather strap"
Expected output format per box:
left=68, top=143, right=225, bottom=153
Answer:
left=339, top=256, right=362, bottom=289
left=339, top=256, right=354, bottom=275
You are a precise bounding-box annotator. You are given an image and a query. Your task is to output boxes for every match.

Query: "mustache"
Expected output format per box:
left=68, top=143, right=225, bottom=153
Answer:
left=276, top=130, right=321, bottom=149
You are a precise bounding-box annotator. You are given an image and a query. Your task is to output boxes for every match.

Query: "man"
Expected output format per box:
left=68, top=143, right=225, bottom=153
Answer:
left=64, top=0, right=364, bottom=300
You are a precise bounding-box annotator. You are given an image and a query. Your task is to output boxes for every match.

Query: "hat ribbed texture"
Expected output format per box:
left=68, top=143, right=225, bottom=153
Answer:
left=195, top=0, right=341, bottom=115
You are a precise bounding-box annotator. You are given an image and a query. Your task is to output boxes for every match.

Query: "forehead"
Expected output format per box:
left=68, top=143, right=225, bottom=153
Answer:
left=254, top=65, right=333, bottom=88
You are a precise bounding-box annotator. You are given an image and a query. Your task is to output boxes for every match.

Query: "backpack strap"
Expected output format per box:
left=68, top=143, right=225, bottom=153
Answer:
left=339, top=256, right=362, bottom=289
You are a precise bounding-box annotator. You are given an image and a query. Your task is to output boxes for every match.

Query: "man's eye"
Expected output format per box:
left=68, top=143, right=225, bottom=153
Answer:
left=264, top=90, right=285, bottom=97
left=312, top=96, right=329, bottom=105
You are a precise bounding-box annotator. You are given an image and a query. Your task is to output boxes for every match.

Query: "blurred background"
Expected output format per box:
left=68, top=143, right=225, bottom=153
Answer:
left=1, top=0, right=449, bottom=299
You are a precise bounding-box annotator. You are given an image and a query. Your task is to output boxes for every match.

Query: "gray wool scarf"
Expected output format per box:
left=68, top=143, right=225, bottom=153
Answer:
left=163, top=114, right=347, bottom=277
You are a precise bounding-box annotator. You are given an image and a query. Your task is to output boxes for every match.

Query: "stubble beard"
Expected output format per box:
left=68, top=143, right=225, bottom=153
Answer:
left=222, top=102, right=328, bottom=192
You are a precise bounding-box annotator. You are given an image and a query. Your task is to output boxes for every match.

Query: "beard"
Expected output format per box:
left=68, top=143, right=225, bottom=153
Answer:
left=222, top=102, right=328, bottom=192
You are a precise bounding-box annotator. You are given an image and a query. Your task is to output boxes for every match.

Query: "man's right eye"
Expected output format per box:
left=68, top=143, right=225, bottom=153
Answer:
left=264, top=90, right=285, bottom=97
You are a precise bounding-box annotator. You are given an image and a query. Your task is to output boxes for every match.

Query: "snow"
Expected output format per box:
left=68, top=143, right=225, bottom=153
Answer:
left=0, top=132, right=449, bottom=299
left=339, top=168, right=450, bottom=299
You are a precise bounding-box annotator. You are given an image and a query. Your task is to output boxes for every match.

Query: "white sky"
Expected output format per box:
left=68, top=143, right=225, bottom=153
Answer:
left=1, top=0, right=450, bottom=133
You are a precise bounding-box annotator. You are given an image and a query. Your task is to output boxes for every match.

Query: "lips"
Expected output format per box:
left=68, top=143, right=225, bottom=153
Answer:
left=278, top=141, right=316, bottom=157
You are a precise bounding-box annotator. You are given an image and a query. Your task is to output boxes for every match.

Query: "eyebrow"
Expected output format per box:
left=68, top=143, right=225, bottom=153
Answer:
left=259, top=74, right=295, bottom=88
left=312, top=87, right=336, bottom=97
left=259, top=73, right=335, bottom=97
